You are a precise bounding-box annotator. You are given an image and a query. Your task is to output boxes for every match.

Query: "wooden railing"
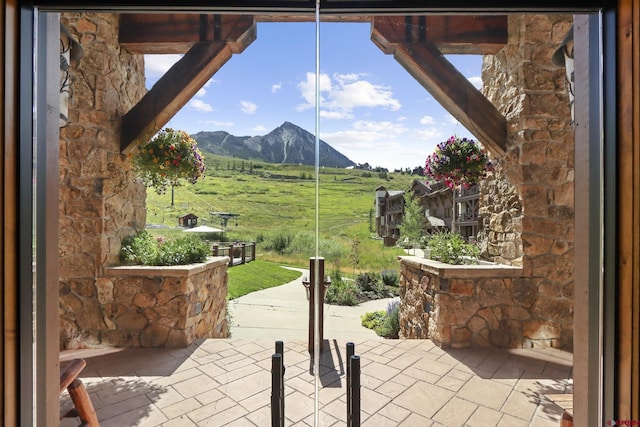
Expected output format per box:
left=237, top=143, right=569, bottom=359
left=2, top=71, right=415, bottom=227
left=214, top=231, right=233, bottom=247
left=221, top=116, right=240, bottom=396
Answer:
left=211, top=242, right=256, bottom=267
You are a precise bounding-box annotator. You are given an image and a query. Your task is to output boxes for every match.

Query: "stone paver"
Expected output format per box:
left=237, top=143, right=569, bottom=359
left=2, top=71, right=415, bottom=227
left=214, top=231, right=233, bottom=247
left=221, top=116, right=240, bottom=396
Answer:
left=61, top=339, right=572, bottom=426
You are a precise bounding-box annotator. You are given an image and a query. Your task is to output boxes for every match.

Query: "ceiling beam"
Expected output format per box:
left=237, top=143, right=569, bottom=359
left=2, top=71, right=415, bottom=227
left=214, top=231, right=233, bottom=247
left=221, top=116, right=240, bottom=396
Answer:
left=119, top=13, right=505, bottom=54
left=372, top=19, right=507, bottom=156
left=120, top=14, right=255, bottom=54
left=394, top=42, right=506, bottom=156
left=120, top=24, right=255, bottom=153
left=371, top=15, right=507, bottom=55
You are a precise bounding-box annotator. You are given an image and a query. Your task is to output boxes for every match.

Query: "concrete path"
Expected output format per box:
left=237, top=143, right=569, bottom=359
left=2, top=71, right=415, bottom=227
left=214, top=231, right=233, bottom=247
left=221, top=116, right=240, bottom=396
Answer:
left=228, top=267, right=396, bottom=342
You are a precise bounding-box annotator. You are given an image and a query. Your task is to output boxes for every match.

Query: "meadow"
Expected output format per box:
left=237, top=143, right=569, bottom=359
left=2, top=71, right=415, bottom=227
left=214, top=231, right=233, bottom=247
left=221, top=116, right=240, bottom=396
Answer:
left=145, top=153, right=417, bottom=274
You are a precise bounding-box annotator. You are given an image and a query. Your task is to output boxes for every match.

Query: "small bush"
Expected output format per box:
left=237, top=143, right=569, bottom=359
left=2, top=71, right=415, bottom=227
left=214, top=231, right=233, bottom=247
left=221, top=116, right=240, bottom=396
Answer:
left=120, top=231, right=209, bottom=266
left=427, top=231, right=480, bottom=265
left=356, top=272, right=392, bottom=300
left=263, top=230, right=295, bottom=253
left=379, top=299, right=400, bottom=338
left=361, top=299, right=400, bottom=339
left=325, top=276, right=359, bottom=306
left=380, top=269, right=399, bottom=287
left=361, top=311, right=386, bottom=330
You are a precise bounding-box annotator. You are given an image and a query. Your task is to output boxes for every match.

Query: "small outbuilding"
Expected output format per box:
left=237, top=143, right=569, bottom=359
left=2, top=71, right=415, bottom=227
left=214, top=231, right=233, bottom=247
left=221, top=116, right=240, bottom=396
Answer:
left=178, top=213, right=198, bottom=228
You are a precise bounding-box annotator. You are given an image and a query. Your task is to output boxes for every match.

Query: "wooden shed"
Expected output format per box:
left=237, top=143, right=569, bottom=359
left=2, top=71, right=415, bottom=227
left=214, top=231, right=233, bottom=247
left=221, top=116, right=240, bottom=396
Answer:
left=178, top=213, right=198, bottom=228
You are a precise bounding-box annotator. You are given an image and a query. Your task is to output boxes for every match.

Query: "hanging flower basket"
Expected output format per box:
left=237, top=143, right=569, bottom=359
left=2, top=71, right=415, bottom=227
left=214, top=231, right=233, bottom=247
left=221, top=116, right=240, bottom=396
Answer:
left=132, top=128, right=206, bottom=194
left=424, top=136, right=493, bottom=188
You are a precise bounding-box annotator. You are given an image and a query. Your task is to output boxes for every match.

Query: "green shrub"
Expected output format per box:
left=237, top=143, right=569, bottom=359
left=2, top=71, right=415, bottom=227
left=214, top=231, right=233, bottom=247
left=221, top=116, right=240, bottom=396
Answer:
left=120, top=230, right=158, bottom=265
left=355, top=272, right=385, bottom=299
left=120, top=231, right=209, bottom=266
left=427, top=231, right=480, bottom=265
left=380, top=269, right=399, bottom=287
left=361, top=299, right=400, bottom=339
left=361, top=310, right=386, bottom=329
left=325, top=276, right=359, bottom=306
left=263, top=229, right=295, bottom=253
left=379, top=299, right=400, bottom=338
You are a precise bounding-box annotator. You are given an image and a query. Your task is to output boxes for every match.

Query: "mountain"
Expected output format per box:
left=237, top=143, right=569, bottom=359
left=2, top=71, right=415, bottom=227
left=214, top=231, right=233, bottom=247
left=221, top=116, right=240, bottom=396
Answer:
left=192, top=122, right=356, bottom=168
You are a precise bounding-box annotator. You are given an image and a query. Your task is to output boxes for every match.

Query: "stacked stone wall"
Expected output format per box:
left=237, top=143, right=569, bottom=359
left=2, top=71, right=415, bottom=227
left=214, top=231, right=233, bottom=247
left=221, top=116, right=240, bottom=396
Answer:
left=59, top=13, right=148, bottom=349
left=399, top=257, right=564, bottom=348
left=61, top=258, right=229, bottom=348
left=480, top=15, right=575, bottom=348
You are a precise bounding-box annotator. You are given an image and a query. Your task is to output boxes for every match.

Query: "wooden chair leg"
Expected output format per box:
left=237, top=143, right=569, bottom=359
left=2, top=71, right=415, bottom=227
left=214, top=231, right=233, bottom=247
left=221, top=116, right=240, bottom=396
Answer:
left=67, top=378, right=99, bottom=426
left=60, top=358, right=100, bottom=426
left=560, top=409, right=574, bottom=427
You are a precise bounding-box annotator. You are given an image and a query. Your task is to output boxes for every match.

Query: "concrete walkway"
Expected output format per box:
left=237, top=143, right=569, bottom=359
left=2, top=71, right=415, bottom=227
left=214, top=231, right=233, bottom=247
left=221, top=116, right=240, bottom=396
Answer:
left=228, top=267, right=396, bottom=341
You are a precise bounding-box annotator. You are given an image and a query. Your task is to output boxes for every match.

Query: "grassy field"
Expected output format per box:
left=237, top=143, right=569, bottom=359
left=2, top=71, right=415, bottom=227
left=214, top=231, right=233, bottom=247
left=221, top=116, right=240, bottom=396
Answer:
left=145, top=153, right=416, bottom=273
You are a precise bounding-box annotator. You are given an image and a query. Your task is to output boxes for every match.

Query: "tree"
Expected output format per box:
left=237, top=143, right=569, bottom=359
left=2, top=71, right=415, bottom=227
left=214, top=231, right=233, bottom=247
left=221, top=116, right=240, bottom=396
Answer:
left=348, top=235, right=361, bottom=273
left=398, top=191, right=424, bottom=255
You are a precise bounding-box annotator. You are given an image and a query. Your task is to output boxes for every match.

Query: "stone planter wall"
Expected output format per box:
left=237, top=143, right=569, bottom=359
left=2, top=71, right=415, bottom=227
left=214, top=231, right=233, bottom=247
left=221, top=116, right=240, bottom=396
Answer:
left=399, top=256, right=571, bottom=349
left=60, top=257, right=229, bottom=348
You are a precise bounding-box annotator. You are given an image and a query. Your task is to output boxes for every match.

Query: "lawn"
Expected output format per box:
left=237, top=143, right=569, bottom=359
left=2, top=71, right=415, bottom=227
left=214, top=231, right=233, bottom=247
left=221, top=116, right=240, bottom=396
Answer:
left=226, top=260, right=302, bottom=300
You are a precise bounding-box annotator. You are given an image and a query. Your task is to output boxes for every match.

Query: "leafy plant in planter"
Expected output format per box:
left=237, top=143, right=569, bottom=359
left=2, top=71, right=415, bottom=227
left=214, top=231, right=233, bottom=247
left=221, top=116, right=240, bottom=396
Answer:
left=424, top=136, right=493, bottom=188
left=132, top=128, right=206, bottom=194
left=120, top=231, right=210, bottom=266
left=427, top=231, right=480, bottom=265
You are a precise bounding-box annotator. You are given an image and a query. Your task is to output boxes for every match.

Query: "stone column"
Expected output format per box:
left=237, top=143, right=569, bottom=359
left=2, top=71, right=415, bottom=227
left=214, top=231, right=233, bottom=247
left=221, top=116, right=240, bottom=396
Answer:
left=481, top=15, right=575, bottom=348
left=58, top=13, right=147, bottom=349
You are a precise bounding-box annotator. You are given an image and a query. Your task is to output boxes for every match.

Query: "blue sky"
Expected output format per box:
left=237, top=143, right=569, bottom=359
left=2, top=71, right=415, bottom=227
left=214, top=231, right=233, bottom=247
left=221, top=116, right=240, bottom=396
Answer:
left=144, top=22, right=482, bottom=171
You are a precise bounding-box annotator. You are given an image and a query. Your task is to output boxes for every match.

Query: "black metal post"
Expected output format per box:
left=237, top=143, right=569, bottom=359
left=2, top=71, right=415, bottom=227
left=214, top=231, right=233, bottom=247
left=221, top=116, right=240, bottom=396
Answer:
left=346, top=342, right=354, bottom=424
left=350, top=355, right=361, bottom=427
left=271, top=353, right=283, bottom=427
left=275, top=341, right=284, bottom=421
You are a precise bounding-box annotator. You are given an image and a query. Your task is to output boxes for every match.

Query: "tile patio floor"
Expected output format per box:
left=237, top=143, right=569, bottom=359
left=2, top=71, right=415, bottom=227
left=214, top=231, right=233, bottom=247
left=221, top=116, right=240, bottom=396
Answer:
left=60, top=338, right=572, bottom=426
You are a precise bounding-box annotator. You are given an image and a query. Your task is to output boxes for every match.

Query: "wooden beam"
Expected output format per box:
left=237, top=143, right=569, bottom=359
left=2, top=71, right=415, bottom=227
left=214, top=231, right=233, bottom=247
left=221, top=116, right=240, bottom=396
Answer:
left=371, top=15, right=507, bottom=55
left=379, top=41, right=506, bottom=155
left=119, top=14, right=255, bottom=54
left=120, top=14, right=505, bottom=54
left=120, top=38, right=255, bottom=153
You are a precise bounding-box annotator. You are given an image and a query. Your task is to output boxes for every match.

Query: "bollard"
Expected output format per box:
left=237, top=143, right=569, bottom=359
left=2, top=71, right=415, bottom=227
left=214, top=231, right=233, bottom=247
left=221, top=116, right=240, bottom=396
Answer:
left=275, top=341, right=285, bottom=420
left=271, top=353, right=284, bottom=427
left=346, top=342, right=355, bottom=424
left=302, top=257, right=331, bottom=353
left=348, top=355, right=361, bottom=427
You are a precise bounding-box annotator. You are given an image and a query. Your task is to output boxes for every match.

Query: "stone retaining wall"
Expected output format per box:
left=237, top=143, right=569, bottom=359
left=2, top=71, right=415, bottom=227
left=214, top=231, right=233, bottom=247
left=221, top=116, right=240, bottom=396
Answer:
left=60, top=257, right=229, bottom=348
left=399, top=256, right=571, bottom=349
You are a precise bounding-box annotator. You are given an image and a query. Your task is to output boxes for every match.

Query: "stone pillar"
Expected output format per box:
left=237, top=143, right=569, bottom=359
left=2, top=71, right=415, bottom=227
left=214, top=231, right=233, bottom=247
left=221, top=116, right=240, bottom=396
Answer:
left=481, top=15, right=575, bottom=348
left=59, top=13, right=147, bottom=349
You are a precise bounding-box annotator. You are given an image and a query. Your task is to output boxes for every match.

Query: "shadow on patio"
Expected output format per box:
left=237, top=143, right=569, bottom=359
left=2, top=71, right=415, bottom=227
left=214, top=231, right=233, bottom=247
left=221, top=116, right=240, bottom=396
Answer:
left=60, top=337, right=571, bottom=426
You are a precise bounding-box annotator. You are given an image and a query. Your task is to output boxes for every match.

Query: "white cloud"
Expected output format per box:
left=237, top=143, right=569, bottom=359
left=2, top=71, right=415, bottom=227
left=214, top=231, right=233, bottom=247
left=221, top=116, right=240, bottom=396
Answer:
left=320, top=120, right=407, bottom=157
left=320, top=110, right=352, bottom=120
left=144, top=54, right=182, bottom=79
left=468, top=76, right=483, bottom=89
left=419, top=115, right=436, bottom=125
left=252, top=125, right=268, bottom=133
left=240, top=100, right=257, bottom=114
left=199, top=119, right=235, bottom=128
left=296, top=72, right=400, bottom=118
left=271, top=82, right=282, bottom=93
left=189, top=99, right=213, bottom=112
left=297, top=72, right=332, bottom=111
left=195, top=80, right=213, bottom=97
left=413, top=127, right=443, bottom=140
